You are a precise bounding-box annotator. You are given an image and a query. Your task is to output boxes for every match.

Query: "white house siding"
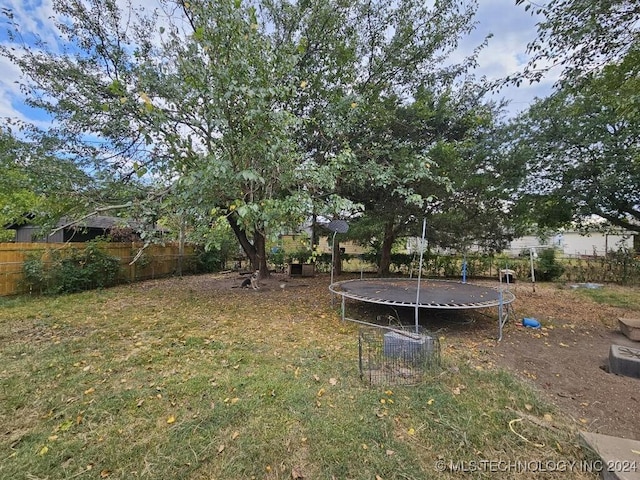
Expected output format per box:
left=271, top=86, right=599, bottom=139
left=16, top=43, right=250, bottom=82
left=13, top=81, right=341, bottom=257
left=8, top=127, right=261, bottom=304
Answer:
left=505, top=232, right=634, bottom=257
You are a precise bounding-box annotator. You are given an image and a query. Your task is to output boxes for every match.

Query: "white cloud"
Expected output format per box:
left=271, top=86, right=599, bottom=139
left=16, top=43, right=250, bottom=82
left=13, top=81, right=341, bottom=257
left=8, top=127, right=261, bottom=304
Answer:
left=468, top=1, right=558, bottom=117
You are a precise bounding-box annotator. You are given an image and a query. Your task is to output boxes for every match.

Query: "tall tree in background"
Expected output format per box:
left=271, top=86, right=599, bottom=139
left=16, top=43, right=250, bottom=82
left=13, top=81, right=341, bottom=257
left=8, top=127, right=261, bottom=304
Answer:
left=512, top=0, right=640, bottom=232
left=0, top=127, right=95, bottom=235
left=507, top=83, right=640, bottom=233
left=280, top=0, right=493, bottom=274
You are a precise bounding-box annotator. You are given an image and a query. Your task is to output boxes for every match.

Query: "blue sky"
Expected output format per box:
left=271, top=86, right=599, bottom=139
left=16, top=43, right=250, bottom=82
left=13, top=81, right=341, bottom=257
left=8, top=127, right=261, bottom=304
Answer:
left=0, top=0, right=555, bottom=126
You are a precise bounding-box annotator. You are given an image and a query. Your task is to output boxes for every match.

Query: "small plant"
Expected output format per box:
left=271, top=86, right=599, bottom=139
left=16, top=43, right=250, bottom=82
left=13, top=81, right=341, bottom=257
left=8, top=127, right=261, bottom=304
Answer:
left=535, top=248, right=564, bottom=281
left=286, top=247, right=313, bottom=264
left=267, top=246, right=286, bottom=272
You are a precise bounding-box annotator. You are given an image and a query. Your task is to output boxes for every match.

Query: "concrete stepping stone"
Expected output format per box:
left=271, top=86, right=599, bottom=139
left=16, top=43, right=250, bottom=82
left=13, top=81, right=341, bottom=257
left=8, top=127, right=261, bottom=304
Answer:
left=609, top=344, right=640, bottom=379
left=619, top=318, right=640, bottom=342
left=580, top=431, right=640, bottom=480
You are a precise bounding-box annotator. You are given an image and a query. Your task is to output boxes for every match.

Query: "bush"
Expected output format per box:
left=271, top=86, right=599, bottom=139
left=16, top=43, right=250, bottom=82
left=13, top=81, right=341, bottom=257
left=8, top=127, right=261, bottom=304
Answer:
left=194, top=247, right=225, bottom=273
left=535, top=248, right=564, bottom=281
left=22, top=241, right=121, bottom=294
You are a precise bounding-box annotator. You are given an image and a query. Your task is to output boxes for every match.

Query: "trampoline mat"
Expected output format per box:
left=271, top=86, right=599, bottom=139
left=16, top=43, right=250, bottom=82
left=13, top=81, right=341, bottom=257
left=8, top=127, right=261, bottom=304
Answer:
left=333, top=278, right=514, bottom=309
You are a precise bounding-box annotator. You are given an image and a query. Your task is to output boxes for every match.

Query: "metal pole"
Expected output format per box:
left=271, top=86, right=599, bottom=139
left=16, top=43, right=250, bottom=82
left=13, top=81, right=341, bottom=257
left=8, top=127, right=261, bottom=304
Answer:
left=529, top=248, right=536, bottom=293
left=462, top=255, right=467, bottom=284
left=331, top=231, right=337, bottom=305
left=414, top=218, right=427, bottom=332
left=498, top=290, right=504, bottom=341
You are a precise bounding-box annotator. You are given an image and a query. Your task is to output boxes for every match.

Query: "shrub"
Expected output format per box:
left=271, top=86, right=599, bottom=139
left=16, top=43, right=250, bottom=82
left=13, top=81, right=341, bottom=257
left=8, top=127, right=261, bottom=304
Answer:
left=535, top=248, right=564, bottom=281
left=22, top=241, right=121, bottom=294
left=194, top=246, right=225, bottom=273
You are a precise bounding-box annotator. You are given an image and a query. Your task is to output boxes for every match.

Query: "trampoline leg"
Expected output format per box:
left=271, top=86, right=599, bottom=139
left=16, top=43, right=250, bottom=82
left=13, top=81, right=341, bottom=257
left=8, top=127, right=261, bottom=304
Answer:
left=498, top=291, right=504, bottom=341
left=341, top=295, right=346, bottom=322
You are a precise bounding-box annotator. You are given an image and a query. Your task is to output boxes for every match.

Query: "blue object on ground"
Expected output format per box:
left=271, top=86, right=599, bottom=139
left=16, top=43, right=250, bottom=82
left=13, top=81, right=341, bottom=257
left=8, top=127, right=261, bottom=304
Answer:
left=522, top=317, right=541, bottom=329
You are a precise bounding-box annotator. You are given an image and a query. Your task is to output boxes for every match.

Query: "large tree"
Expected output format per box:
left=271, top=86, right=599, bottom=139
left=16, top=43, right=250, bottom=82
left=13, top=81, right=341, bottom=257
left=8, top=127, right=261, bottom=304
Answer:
left=274, top=0, right=494, bottom=274
left=509, top=0, right=640, bottom=233
left=507, top=80, right=640, bottom=233
left=1, top=0, right=314, bottom=275
left=516, top=0, right=640, bottom=116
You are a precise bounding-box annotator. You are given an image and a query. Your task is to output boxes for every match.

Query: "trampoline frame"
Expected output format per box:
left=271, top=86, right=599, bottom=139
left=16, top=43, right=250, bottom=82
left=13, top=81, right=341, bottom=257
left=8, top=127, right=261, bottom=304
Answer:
left=329, top=278, right=516, bottom=340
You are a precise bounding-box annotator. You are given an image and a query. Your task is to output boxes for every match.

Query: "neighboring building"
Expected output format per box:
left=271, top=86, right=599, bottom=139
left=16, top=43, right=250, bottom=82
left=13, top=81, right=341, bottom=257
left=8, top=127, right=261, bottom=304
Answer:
left=5, top=216, right=145, bottom=243
left=279, top=233, right=367, bottom=256
left=399, top=229, right=636, bottom=258
left=505, top=231, right=635, bottom=257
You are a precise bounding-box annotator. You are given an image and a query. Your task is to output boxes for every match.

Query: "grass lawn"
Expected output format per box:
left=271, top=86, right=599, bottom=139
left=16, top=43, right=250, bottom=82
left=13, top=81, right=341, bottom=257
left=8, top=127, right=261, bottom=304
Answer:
left=0, top=274, right=599, bottom=479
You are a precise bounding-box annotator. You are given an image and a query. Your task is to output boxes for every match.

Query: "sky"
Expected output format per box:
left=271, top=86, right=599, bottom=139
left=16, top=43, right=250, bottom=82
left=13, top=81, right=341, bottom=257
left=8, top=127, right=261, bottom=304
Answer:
left=0, top=0, right=556, bottom=127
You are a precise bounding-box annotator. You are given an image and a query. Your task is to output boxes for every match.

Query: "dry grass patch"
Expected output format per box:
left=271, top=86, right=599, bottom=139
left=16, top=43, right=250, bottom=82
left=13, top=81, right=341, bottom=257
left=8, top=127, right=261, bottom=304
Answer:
left=0, top=274, right=600, bottom=479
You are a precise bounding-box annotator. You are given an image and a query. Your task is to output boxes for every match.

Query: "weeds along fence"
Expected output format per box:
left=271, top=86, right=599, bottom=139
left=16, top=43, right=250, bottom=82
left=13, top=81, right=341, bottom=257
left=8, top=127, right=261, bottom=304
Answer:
left=0, top=242, right=198, bottom=296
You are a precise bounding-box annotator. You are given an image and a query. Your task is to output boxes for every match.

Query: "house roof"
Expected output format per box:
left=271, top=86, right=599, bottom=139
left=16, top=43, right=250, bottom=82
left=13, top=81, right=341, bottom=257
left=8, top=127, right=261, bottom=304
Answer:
left=60, top=216, right=138, bottom=230
left=5, top=215, right=140, bottom=231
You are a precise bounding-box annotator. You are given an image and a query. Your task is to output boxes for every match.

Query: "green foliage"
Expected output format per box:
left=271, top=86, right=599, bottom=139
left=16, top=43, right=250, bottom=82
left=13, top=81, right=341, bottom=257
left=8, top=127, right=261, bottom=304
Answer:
left=517, top=0, right=639, bottom=97
left=507, top=1, right=640, bottom=235
left=286, top=247, right=313, bottom=264
left=267, top=246, right=285, bottom=270
left=22, top=242, right=121, bottom=294
left=562, top=248, right=640, bottom=285
left=534, top=248, right=564, bottom=282
left=508, top=83, right=640, bottom=233
left=0, top=0, right=508, bottom=276
left=0, top=127, right=92, bottom=229
left=193, top=247, right=225, bottom=273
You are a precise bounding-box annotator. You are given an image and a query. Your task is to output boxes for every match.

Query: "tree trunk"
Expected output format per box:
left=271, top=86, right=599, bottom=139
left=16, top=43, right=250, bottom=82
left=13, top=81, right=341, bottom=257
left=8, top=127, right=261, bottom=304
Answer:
left=252, top=229, right=269, bottom=278
left=226, top=213, right=270, bottom=278
left=379, top=221, right=396, bottom=277
left=333, top=237, right=342, bottom=276
left=177, top=216, right=186, bottom=276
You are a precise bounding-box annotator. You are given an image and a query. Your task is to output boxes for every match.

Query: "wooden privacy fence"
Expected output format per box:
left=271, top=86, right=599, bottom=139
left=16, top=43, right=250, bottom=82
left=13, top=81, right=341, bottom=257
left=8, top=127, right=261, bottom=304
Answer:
left=0, top=242, right=198, bottom=296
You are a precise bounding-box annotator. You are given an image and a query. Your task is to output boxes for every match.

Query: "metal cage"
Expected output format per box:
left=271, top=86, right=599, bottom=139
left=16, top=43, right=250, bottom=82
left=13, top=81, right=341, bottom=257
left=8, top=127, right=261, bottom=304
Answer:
left=358, top=325, right=441, bottom=385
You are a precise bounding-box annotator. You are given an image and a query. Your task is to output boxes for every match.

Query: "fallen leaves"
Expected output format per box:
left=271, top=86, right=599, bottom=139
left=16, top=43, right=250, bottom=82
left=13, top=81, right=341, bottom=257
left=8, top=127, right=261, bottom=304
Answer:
left=57, top=419, right=74, bottom=432
left=451, top=384, right=466, bottom=395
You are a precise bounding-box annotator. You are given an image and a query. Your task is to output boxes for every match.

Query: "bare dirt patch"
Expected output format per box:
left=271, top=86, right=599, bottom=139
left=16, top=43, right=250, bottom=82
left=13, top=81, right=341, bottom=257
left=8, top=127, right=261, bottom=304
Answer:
left=489, top=282, right=640, bottom=442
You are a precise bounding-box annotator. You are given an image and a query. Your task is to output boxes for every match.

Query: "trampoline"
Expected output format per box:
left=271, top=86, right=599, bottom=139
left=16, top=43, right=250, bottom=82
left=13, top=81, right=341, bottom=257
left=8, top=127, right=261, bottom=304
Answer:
left=330, top=278, right=516, bottom=340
